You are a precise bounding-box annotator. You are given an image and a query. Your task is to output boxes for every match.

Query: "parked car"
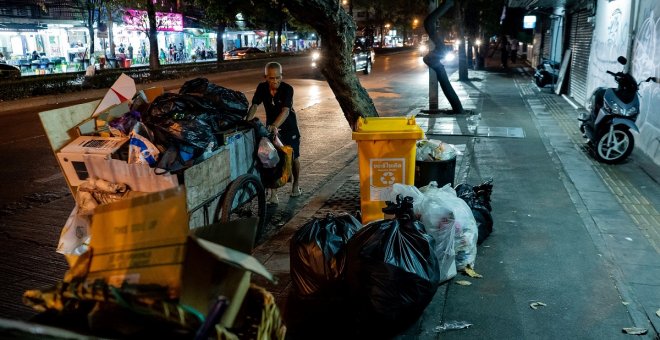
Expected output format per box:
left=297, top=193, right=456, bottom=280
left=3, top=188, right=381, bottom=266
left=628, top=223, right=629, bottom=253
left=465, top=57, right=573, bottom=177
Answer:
left=311, top=39, right=375, bottom=75
left=223, top=47, right=265, bottom=60
left=0, top=63, right=21, bottom=79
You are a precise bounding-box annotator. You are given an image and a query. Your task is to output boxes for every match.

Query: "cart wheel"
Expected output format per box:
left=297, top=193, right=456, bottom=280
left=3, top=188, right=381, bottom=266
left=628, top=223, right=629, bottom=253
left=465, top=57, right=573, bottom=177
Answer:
left=218, top=174, right=266, bottom=241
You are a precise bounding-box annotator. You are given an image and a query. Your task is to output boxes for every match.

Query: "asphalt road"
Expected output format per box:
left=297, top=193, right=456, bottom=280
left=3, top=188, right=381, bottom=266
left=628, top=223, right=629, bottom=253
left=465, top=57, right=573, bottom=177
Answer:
left=0, top=51, right=452, bottom=210
left=0, top=50, right=457, bottom=320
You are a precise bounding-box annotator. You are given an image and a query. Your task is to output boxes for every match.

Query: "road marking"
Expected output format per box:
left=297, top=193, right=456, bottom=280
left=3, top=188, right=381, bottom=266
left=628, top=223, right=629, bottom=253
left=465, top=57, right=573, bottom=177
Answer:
left=34, top=172, right=63, bottom=184
left=0, top=134, right=45, bottom=146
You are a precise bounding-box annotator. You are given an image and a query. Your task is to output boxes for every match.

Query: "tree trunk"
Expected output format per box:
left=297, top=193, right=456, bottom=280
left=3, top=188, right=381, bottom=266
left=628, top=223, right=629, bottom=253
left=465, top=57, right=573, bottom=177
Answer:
left=277, top=23, right=283, bottom=53
left=457, top=4, right=468, bottom=80
left=283, top=0, right=378, bottom=130
left=87, top=26, right=95, bottom=55
left=423, top=0, right=464, bottom=114
left=147, top=0, right=160, bottom=71
left=216, top=23, right=226, bottom=65
left=107, top=5, right=115, bottom=58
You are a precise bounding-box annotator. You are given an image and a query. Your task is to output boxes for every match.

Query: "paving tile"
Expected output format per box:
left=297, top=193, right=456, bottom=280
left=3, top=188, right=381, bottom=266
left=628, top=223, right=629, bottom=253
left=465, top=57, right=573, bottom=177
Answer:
left=620, top=263, right=660, bottom=285
left=264, top=252, right=290, bottom=272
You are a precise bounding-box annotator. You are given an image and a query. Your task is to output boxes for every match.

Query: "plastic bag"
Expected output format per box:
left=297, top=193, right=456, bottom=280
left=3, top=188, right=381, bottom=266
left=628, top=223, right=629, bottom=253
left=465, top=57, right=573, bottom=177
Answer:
left=290, top=213, right=362, bottom=297
left=108, top=110, right=141, bottom=137
left=56, top=206, right=90, bottom=255
left=260, top=145, right=293, bottom=189
left=204, top=83, right=249, bottom=118
left=258, top=137, right=279, bottom=168
left=420, top=182, right=478, bottom=271
left=416, top=139, right=461, bottom=161
left=179, top=78, right=249, bottom=126
left=127, top=122, right=160, bottom=166
left=418, top=195, right=458, bottom=282
left=456, top=178, right=494, bottom=245
left=382, top=183, right=456, bottom=281
left=346, top=195, right=440, bottom=330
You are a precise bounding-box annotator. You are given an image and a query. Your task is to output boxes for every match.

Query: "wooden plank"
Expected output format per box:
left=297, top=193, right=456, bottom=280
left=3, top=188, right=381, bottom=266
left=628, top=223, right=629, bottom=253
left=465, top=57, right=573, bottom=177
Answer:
left=184, top=148, right=231, bottom=226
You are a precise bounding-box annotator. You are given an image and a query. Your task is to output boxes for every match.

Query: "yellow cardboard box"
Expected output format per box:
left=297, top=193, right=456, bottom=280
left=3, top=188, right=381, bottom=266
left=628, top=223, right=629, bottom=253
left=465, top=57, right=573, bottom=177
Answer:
left=87, top=186, right=273, bottom=327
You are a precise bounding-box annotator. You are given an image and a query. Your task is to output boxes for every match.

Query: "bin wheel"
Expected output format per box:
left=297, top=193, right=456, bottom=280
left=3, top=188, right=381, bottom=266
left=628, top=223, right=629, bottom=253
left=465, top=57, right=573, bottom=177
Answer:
left=218, top=174, right=266, bottom=242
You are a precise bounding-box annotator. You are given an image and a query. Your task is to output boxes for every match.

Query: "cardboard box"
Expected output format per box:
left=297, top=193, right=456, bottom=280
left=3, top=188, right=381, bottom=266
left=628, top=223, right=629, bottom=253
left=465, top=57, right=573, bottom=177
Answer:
left=86, top=186, right=273, bottom=327
left=56, top=136, right=128, bottom=187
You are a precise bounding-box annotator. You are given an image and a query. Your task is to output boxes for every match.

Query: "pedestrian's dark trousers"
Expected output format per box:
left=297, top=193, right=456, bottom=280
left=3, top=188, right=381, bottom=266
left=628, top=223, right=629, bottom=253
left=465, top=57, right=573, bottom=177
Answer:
left=501, top=51, right=509, bottom=67
left=511, top=51, right=517, bottom=63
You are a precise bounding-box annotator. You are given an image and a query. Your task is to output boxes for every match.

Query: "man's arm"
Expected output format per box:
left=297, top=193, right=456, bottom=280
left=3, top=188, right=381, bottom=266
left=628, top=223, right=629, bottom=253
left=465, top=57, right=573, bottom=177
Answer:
left=270, top=107, right=290, bottom=131
left=246, top=104, right=259, bottom=120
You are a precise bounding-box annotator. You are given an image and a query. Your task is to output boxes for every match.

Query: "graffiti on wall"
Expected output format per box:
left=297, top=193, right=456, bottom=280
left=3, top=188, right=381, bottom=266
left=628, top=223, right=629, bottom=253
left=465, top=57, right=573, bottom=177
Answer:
left=586, top=1, right=631, bottom=105
left=632, top=9, right=660, bottom=161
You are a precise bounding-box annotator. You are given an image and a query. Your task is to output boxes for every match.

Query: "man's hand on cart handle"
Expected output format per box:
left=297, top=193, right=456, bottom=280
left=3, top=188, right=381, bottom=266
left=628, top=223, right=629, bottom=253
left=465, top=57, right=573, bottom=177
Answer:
left=267, top=125, right=279, bottom=134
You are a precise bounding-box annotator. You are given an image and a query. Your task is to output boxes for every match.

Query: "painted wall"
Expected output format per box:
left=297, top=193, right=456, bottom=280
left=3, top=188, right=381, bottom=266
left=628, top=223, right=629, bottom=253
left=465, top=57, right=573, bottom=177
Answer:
left=585, top=0, right=632, bottom=104
left=631, top=1, right=660, bottom=164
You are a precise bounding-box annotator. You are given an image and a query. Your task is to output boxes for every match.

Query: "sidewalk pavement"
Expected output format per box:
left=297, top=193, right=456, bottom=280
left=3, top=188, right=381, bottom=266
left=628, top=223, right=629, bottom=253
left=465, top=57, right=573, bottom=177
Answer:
left=251, top=64, right=660, bottom=339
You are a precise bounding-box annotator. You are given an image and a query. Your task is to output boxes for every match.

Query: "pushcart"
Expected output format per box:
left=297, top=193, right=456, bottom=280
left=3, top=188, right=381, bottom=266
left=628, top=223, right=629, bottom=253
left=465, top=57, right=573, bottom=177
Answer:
left=38, top=95, right=267, bottom=241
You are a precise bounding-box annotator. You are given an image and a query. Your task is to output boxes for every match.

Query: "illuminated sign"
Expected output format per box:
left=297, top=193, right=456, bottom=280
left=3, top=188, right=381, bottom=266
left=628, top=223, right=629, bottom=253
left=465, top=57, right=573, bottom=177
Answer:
left=123, top=10, right=183, bottom=32
left=523, top=15, right=537, bottom=29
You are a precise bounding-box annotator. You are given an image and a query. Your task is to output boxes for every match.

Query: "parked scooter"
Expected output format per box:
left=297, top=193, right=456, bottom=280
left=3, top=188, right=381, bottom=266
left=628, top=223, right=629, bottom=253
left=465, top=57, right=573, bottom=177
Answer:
left=534, top=59, right=560, bottom=88
left=578, top=56, right=656, bottom=164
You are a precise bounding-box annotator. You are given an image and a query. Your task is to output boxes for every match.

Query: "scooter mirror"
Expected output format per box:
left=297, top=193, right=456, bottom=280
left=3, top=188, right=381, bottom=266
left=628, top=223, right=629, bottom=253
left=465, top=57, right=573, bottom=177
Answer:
left=617, top=56, right=627, bottom=65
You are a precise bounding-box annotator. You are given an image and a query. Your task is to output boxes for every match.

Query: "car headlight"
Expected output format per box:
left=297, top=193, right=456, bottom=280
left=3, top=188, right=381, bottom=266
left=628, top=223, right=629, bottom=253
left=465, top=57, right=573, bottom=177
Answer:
left=444, top=52, right=455, bottom=62
left=419, top=45, right=428, bottom=53
left=312, top=51, right=320, bottom=61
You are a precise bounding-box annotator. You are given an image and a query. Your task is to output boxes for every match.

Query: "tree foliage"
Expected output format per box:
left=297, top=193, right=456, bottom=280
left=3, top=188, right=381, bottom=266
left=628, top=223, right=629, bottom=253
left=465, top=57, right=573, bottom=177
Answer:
left=72, top=0, right=105, bottom=55
left=186, top=0, right=252, bottom=64
left=283, top=0, right=378, bottom=130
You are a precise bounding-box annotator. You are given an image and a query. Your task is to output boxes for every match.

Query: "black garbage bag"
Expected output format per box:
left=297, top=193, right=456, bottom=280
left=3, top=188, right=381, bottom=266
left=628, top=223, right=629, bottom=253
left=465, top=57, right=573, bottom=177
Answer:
left=456, top=178, right=494, bottom=245
left=179, top=77, right=209, bottom=95
left=179, top=78, right=249, bottom=130
left=144, top=93, right=218, bottom=151
left=290, top=213, right=362, bottom=297
left=205, top=83, right=249, bottom=118
left=150, top=113, right=217, bottom=152
left=216, top=110, right=246, bottom=130
left=145, top=92, right=215, bottom=122
left=346, top=196, right=440, bottom=332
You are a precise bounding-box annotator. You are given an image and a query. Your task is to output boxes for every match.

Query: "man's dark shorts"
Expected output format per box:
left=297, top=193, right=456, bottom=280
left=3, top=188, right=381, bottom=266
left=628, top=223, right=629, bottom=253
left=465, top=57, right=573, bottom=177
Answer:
left=279, top=133, right=300, bottom=159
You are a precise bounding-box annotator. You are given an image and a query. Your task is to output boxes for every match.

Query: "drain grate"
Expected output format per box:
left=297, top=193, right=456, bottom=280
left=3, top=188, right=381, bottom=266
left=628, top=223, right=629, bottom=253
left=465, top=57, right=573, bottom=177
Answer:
left=314, top=180, right=361, bottom=217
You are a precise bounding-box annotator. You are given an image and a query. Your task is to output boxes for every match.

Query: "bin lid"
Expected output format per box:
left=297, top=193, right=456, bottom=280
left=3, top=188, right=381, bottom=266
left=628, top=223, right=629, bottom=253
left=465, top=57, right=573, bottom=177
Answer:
left=352, top=116, right=425, bottom=140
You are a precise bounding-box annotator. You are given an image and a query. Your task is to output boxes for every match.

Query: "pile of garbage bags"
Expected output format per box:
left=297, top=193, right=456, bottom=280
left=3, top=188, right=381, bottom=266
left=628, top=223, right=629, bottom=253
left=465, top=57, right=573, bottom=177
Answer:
left=111, top=77, right=250, bottom=174
left=289, top=180, right=495, bottom=335
left=290, top=196, right=441, bottom=334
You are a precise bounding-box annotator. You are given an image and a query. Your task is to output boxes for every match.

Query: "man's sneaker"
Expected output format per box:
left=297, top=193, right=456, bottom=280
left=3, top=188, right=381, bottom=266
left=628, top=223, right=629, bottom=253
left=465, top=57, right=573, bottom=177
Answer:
left=290, top=187, right=302, bottom=197
left=268, top=191, right=279, bottom=205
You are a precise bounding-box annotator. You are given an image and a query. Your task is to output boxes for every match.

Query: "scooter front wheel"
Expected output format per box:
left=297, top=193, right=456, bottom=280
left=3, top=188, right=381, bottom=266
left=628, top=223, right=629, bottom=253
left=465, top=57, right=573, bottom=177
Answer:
left=595, top=127, right=634, bottom=164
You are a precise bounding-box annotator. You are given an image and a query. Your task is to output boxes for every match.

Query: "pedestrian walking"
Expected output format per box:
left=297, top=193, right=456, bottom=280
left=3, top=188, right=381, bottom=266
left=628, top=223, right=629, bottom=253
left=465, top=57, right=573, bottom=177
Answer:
left=247, top=62, right=302, bottom=204
left=510, top=37, right=519, bottom=64
left=499, top=35, right=509, bottom=68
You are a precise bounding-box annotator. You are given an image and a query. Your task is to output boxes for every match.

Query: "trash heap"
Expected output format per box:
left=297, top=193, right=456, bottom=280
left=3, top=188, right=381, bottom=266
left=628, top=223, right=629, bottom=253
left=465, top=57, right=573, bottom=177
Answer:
left=24, top=75, right=286, bottom=339
left=289, top=180, right=495, bottom=336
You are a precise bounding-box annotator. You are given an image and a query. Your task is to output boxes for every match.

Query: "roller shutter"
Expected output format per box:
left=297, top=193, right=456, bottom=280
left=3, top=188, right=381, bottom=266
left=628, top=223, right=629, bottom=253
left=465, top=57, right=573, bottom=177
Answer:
left=567, top=10, right=593, bottom=105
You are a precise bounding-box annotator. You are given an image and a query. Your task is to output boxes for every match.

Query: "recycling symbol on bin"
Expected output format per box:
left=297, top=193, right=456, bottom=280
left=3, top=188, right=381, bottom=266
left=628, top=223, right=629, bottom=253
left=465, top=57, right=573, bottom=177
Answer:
left=380, top=171, right=396, bottom=185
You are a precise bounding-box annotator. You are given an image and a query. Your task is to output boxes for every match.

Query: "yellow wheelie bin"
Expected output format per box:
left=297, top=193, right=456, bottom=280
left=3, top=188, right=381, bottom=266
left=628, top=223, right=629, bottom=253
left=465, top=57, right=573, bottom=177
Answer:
left=352, top=116, right=424, bottom=224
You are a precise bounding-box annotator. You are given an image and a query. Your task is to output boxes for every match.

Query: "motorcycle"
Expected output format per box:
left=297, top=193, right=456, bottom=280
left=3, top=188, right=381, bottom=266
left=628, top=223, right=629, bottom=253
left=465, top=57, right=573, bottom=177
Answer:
left=534, top=59, right=560, bottom=88
left=578, top=56, right=657, bottom=164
